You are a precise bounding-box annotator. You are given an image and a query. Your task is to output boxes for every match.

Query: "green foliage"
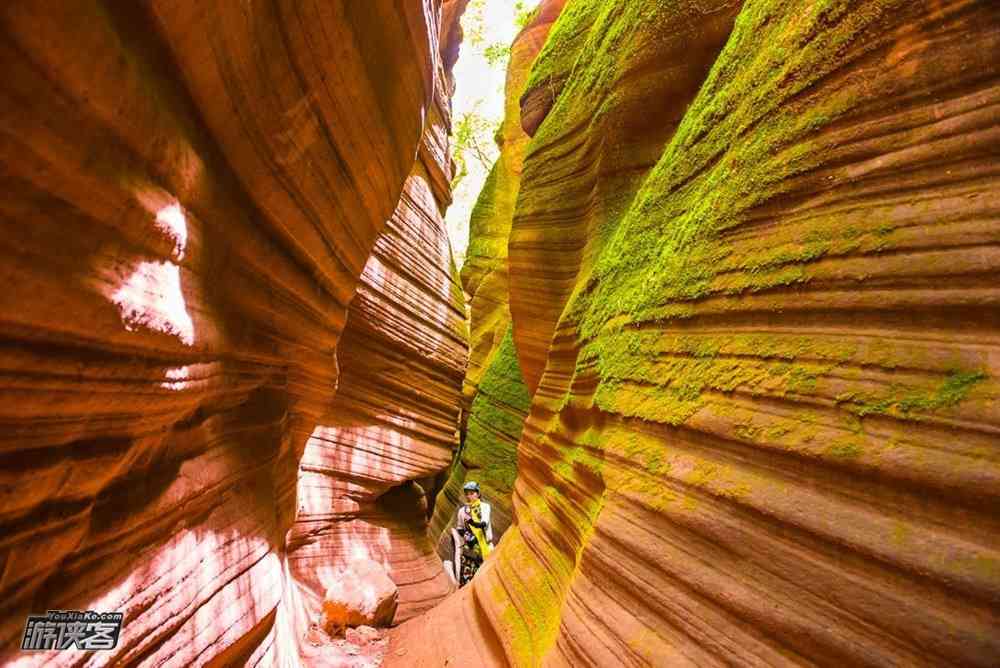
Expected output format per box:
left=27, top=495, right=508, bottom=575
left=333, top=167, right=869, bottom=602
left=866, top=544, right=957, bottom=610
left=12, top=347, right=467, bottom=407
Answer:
left=576, top=0, right=911, bottom=340
left=483, top=42, right=512, bottom=67
left=463, top=0, right=537, bottom=68
left=449, top=0, right=540, bottom=190
left=450, top=108, right=501, bottom=190
left=826, top=440, right=863, bottom=459
left=477, top=327, right=532, bottom=413
left=837, top=369, right=987, bottom=419
left=463, top=0, right=489, bottom=48
left=463, top=161, right=503, bottom=263
left=515, top=0, right=540, bottom=29
left=517, top=0, right=979, bottom=432
left=523, top=0, right=605, bottom=97
left=474, top=3, right=995, bottom=662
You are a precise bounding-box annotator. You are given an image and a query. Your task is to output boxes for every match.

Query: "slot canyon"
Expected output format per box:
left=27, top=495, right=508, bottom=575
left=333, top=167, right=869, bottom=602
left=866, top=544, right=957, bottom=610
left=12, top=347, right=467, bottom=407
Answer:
left=1, top=0, right=998, bottom=666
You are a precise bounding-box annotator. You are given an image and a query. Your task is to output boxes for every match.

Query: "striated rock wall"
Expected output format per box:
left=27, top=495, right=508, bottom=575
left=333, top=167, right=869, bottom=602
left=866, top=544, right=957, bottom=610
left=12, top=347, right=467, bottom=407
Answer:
left=460, top=0, right=567, bottom=404
left=287, top=158, right=468, bottom=637
left=392, top=1, right=1000, bottom=666
left=0, top=1, right=468, bottom=665
left=430, top=0, right=565, bottom=561
left=508, top=0, right=745, bottom=395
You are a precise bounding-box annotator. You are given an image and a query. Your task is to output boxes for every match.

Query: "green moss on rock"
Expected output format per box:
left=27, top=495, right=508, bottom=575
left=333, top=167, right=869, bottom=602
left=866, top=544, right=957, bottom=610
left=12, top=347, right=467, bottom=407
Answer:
left=575, top=0, right=911, bottom=342
left=459, top=326, right=531, bottom=498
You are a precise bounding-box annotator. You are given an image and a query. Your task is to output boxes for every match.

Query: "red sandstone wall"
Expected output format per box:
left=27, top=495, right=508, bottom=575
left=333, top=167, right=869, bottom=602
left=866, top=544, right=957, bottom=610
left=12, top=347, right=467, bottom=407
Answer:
left=286, top=158, right=468, bottom=633
left=0, top=1, right=467, bottom=665
left=391, top=1, right=1000, bottom=666
left=430, top=0, right=566, bottom=566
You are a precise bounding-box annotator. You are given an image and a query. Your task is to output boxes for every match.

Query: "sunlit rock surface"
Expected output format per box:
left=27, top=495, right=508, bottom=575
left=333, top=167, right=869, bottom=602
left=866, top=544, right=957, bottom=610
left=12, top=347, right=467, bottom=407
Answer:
left=320, top=559, right=398, bottom=634
left=287, top=163, right=468, bottom=637
left=392, top=1, right=1000, bottom=666
left=429, top=0, right=565, bottom=562
left=0, top=1, right=467, bottom=665
left=459, top=0, right=566, bottom=404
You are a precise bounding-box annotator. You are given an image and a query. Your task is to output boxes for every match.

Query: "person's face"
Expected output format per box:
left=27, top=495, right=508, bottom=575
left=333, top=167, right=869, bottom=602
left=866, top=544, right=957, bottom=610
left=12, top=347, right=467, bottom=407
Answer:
left=465, top=490, right=480, bottom=502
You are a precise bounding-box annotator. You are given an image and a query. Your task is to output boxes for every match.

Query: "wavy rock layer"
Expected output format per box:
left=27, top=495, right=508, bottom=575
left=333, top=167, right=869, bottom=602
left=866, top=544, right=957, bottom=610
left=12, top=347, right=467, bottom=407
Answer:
left=287, top=161, right=468, bottom=636
left=393, top=1, right=1000, bottom=666
left=509, top=0, right=745, bottom=394
left=0, top=1, right=467, bottom=665
left=460, top=0, right=566, bottom=403
left=430, top=1, right=565, bottom=560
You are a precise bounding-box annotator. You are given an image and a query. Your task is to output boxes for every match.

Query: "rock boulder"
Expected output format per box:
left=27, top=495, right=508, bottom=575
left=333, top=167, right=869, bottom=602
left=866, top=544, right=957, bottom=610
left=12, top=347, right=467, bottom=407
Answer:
left=322, top=559, right=399, bottom=635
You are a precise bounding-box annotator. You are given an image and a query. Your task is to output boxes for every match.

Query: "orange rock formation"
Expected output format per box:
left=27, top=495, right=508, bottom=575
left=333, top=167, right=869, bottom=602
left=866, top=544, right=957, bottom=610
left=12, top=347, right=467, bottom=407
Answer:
left=0, top=1, right=468, bottom=665
left=3, top=1, right=1000, bottom=667
left=393, top=1, right=1000, bottom=666
left=430, top=0, right=567, bottom=566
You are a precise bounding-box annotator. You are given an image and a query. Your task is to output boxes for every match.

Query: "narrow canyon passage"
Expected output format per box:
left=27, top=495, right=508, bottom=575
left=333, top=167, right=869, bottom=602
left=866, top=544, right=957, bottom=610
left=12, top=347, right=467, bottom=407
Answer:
left=1, top=1, right=999, bottom=668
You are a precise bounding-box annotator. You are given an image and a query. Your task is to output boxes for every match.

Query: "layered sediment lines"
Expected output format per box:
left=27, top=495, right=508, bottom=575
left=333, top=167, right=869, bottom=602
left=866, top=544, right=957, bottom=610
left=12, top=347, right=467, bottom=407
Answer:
left=0, top=1, right=467, bottom=665
left=430, top=1, right=564, bottom=560
left=394, top=1, right=1000, bottom=666
left=461, top=0, right=566, bottom=403
left=508, top=0, right=745, bottom=394
left=287, top=162, right=468, bottom=631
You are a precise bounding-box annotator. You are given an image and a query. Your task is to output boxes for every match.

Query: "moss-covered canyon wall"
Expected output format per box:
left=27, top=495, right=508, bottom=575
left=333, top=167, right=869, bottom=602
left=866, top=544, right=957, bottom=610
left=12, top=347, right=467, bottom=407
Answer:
left=1, top=0, right=998, bottom=666
left=396, top=1, right=1000, bottom=666
left=430, top=1, right=566, bottom=557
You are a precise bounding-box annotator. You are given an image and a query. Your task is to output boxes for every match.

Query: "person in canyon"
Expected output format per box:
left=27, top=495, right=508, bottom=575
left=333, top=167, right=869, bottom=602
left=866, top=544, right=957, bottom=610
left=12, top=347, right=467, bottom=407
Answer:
left=453, top=481, right=494, bottom=585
